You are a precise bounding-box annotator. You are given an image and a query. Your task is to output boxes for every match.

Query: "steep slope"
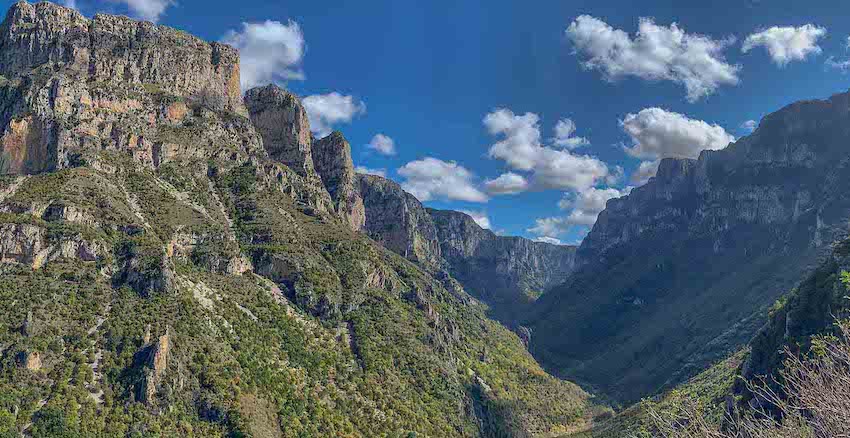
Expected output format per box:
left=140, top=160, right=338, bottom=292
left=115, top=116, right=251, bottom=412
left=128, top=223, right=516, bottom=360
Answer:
left=0, top=2, right=593, bottom=437
left=528, top=90, right=850, bottom=403
left=354, top=172, right=577, bottom=325
left=429, top=209, right=577, bottom=325
left=739, top=236, right=850, bottom=403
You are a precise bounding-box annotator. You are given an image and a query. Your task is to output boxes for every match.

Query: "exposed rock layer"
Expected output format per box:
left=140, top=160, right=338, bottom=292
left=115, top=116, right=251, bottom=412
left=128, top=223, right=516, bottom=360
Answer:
left=529, top=90, right=850, bottom=403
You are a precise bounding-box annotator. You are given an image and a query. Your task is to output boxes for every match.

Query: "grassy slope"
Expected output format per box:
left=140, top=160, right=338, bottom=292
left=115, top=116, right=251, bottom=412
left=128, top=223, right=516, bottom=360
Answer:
left=0, top=157, right=591, bottom=437
left=563, top=350, right=746, bottom=438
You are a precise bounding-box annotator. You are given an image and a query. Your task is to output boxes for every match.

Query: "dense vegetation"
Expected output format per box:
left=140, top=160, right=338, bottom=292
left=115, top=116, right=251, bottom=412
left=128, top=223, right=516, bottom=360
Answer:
left=0, top=156, right=592, bottom=437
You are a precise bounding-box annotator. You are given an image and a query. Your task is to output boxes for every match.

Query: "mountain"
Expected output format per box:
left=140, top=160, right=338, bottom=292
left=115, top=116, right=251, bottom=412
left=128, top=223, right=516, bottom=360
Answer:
left=428, top=209, right=577, bottom=325
left=353, top=172, right=577, bottom=326
left=0, top=2, right=594, bottom=436
left=527, top=90, right=850, bottom=403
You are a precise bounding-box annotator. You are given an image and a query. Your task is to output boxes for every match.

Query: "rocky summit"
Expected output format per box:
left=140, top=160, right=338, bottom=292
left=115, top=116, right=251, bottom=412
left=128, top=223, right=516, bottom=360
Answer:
left=0, top=2, right=595, bottom=437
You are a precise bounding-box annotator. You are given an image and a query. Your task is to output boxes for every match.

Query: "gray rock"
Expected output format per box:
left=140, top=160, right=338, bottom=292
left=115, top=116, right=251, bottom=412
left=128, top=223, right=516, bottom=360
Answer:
left=313, top=131, right=365, bottom=231
left=244, top=84, right=316, bottom=178
left=529, top=89, right=850, bottom=403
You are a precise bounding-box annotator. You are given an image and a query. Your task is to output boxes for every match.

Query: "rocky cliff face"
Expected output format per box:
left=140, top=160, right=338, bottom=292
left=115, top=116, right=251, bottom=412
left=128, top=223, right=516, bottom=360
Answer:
left=313, top=132, right=366, bottom=231
left=429, top=208, right=577, bottom=324
left=356, top=173, right=443, bottom=268
left=244, top=84, right=315, bottom=177
left=528, top=90, right=850, bottom=403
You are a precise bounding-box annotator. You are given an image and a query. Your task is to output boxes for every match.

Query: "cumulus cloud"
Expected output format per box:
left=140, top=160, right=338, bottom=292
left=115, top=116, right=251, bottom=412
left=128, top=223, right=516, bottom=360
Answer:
left=484, top=109, right=611, bottom=191
left=528, top=187, right=627, bottom=239
left=222, top=20, right=306, bottom=90
left=367, top=134, right=396, bottom=156
left=557, top=187, right=627, bottom=226
left=552, top=118, right=589, bottom=149
left=742, top=25, right=826, bottom=66
left=485, top=172, right=530, bottom=195
left=354, top=166, right=386, bottom=177
left=566, top=15, right=739, bottom=102
left=533, top=236, right=564, bottom=245
left=397, top=158, right=488, bottom=203
left=621, top=108, right=733, bottom=183
left=115, top=0, right=174, bottom=22
left=631, top=160, right=660, bottom=185
left=460, top=210, right=492, bottom=229
left=622, top=108, right=734, bottom=160
left=527, top=217, right=569, bottom=238
left=302, top=93, right=366, bottom=138
left=740, top=119, right=757, bottom=132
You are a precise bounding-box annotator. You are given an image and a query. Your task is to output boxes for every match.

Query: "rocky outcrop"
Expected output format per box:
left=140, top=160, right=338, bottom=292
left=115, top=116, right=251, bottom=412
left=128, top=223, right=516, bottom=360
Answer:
left=0, top=1, right=244, bottom=113
left=16, top=350, right=41, bottom=370
left=244, top=85, right=316, bottom=178
left=0, top=1, right=262, bottom=175
left=0, top=222, right=103, bottom=268
left=313, top=131, right=365, bottom=231
left=356, top=174, right=442, bottom=268
left=528, top=89, right=850, bottom=403
left=429, top=209, right=576, bottom=323
left=141, top=327, right=171, bottom=404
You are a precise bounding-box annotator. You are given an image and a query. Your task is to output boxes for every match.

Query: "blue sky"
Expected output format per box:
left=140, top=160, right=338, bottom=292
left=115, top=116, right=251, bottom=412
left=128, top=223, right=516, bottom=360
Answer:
left=20, top=0, right=850, bottom=244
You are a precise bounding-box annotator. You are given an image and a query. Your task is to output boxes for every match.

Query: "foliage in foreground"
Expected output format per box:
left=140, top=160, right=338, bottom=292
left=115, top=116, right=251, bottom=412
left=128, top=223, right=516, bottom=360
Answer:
left=648, top=319, right=850, bottom=438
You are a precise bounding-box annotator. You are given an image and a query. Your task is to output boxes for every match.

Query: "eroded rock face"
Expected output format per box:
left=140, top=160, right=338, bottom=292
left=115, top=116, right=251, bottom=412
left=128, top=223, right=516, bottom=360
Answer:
left=0, top=1, right=244, bottom=113
left=0, top=1, right=262, bottom=176
left=356, top=174, right=442, bottom=268
left=313, top=132, right=365, bottom=231
left=244, top=85, right=316, bottom=178
left=429, top=209, right=576, bottom=324
left=529, top=89, right=850, bottom=403
left=141, top=327, right=171, bottom=404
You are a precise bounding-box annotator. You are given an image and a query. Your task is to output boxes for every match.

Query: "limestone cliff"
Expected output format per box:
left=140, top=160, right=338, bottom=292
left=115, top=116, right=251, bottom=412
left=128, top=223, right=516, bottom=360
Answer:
left=356, top=173, right=443, bottom=268
left=354, top=172, right=576, bottom=324
left=429, top=208, right=576, bottom=324
left=528, top=89, right=850, bottom=403
left=313, top=131, right=366, bottom=231
left=244, top=84, right=315, bottom=178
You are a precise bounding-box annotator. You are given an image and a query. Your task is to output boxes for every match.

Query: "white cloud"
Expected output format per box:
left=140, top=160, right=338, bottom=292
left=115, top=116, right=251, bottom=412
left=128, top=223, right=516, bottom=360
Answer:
left=484, top=109, right=611, bottom=191
left=115, top=0, right=173, bottom=22
left=222, top=20, right=306, bottom=90
left=460, top=210, right=492, bottom=229
left=528, top=217, right=569, bottom=238
left=631, top=160, right=660, bottom=185
left=354, top=166, right=386, bottom=177
left=742, top=25, right=826, bottom=66
left=484, top=109, right=542, bottom=171
left=622, top=108, right=734, bottom=160
left=740, top=119, right=757, bottom=132
left=485, top=172, right=530, bottom=195
left=302, top=93, right=366, bottom=138
left=533, top=236, right=564, bottom=245
left=552, top=118, right=589, bottom=149
left=397, top=158, right=488, bottom=203
left=367, top=134, right=396, bottom=156
left=826, top=56, right=850, bottom=72
left=558, top=187, right=627, bottom=226
left=566, top=15, right=739, bottom=102
left=529, top=187, right=626, bottom=240
left=60, top=0, right=78, bottom=9
left=621, top=108, right=733, bottom=182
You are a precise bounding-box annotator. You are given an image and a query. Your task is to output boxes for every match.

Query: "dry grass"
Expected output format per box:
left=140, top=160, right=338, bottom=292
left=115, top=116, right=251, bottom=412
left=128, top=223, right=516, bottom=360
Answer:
left=649, top=320, right=850, bottom=438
